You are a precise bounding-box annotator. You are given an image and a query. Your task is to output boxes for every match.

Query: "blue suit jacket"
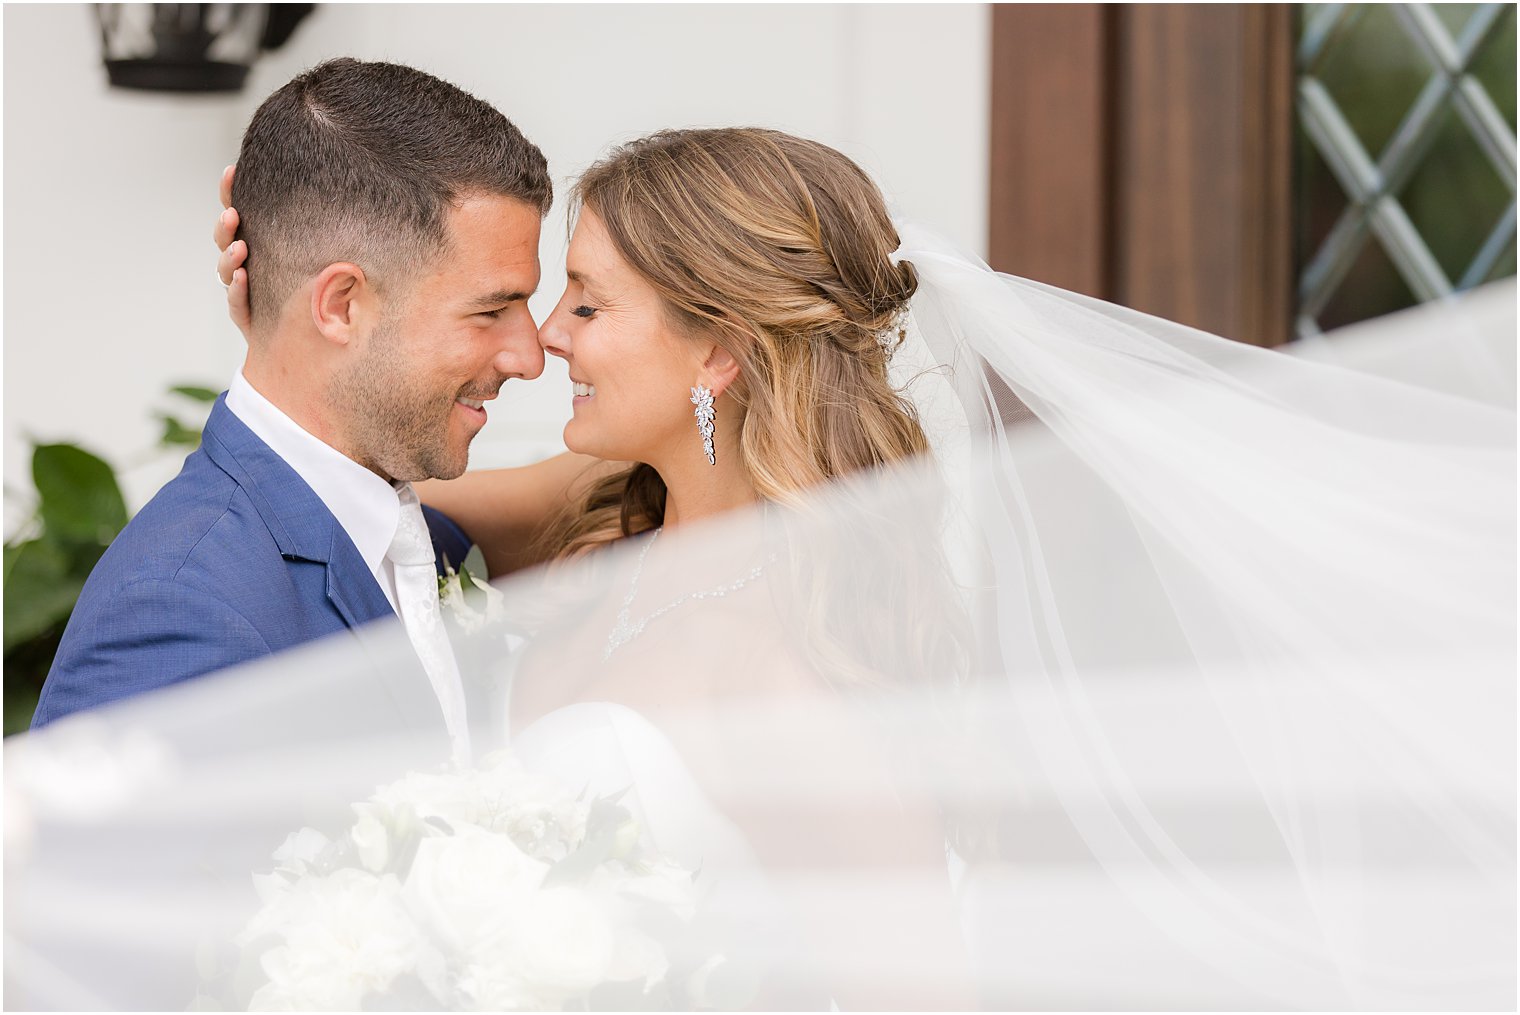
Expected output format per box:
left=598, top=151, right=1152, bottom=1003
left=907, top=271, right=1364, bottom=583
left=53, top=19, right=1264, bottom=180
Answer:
left=32, top=396, right=474, bottom=728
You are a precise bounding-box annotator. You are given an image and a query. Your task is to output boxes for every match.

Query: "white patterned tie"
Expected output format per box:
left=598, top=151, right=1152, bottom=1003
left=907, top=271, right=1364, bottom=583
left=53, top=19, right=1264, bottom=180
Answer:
left=387, top=484, right=470, bottom=763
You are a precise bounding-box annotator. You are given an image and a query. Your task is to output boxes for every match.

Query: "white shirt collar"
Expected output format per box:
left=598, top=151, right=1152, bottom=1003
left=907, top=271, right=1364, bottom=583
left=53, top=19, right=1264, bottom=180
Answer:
left=225, top=370, right=405, bottom=581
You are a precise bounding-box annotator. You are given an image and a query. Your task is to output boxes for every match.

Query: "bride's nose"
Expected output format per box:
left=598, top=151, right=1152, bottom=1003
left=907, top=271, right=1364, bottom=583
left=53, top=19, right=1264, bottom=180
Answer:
left=539, top=310, right=571, bottom=361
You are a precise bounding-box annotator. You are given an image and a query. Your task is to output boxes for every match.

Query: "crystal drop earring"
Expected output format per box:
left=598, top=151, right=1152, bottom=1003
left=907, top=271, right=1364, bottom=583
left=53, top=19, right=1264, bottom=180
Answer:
left=690, top=384, right=716, bottom=465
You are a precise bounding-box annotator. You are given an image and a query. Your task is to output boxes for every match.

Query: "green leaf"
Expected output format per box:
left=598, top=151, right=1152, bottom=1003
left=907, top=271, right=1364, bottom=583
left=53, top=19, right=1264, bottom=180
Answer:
left=3, top=541, right=25, bottom=586
left=32, top=443, right=128, bottom=544
left=170, top=385, right=221, bottom=403
left=2, top=538, right=85, bottom=652
left=543, top=795, right=636, bottom=887
left=158, top=414, right=203, bottom=447
left=4, top=683, right=41, bottom=738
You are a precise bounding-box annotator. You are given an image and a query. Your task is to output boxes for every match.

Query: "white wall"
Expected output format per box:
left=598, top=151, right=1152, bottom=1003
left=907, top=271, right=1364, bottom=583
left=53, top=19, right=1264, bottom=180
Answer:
left=3, top=3, right=989, bottom=531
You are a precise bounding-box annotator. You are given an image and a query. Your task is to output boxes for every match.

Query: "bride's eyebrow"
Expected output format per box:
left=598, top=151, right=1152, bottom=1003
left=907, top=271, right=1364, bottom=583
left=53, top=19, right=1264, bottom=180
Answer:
left=565, top=268, right=595, bottom=287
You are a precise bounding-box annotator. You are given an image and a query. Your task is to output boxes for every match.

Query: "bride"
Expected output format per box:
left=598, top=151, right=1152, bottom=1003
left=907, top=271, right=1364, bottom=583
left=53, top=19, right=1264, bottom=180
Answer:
left=6, top=127, right=1513, bottom=1010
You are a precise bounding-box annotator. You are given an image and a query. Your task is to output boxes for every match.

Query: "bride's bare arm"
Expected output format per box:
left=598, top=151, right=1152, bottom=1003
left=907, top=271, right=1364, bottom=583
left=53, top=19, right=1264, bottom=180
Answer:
left=415, top=454, right=621, bottom=576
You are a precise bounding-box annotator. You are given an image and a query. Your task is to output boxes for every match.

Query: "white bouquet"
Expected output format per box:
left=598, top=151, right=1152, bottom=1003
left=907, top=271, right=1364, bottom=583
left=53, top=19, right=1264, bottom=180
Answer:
left=214, top=752, right=703, bottom=1011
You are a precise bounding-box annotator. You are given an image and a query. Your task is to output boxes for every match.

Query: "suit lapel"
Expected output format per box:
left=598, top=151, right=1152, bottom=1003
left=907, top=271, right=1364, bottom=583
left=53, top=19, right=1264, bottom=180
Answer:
left=325, top=523, right=397, bottom=629
left=200, top=395, right=396, bottom=630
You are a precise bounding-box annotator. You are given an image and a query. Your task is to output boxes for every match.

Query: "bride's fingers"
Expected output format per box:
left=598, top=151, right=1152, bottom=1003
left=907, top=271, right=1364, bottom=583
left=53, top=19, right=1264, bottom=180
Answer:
left=216, top=164, right=251, bottom=332
left=217, top=239, right=246, bottom=287
left=227, top=266, right=252, bottom=334
left=213, top=207, right=239, bottom=254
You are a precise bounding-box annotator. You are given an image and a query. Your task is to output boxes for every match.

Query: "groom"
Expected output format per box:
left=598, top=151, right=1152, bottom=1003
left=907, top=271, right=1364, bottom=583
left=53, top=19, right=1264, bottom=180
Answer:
left=32, top=59, right=550, bottom=744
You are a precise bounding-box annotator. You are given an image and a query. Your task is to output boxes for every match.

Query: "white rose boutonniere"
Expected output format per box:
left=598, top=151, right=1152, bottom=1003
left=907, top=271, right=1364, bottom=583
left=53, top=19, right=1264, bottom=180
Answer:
left=436, top=562, right=505, bottom=635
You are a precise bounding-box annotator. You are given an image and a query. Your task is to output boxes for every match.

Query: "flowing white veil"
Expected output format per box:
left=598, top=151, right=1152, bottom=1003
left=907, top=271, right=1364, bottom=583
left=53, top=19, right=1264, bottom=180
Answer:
left=5, top=236, right=1514, bottom=1011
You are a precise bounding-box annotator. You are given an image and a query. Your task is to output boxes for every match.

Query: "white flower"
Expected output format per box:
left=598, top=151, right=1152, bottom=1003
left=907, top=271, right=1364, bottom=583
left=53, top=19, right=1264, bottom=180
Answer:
left=403, top=825, right=549, bottom=952
left=468, top=886, right=618, bottom=1007
left=437, top=566, right=465, bottom=603
left=361, top=758, right=591, bottom=870
left=240, top=869, right=428, bottom=1011
left=370, top=768, right=490, bottom=832
left=270, top=827, right=330, bottom=874
left=615, top=858, right=700, bottom=920
left=349, top=804, right=390, bottom=873
left=604, top=926, right=670, bottom=993
left=685, top=952, right=731, bottom=1011
left=456, top=964, right=548, bottom=1012
left=438, top=565, right=507, bottom=635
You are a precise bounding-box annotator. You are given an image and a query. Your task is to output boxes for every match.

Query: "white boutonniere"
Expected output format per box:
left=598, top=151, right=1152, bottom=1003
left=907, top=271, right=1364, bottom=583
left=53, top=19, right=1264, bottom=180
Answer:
left=436, top=562, right=505, bottom=635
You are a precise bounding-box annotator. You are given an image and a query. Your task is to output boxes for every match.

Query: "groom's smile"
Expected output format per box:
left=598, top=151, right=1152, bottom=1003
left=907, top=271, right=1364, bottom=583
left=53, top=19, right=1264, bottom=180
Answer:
left=451, top=387, right=495, bottom=428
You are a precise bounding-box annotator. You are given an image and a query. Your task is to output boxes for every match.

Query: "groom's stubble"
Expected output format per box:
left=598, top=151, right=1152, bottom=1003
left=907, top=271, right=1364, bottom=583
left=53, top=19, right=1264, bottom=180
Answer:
left=329, top=310, right=499, bottom=484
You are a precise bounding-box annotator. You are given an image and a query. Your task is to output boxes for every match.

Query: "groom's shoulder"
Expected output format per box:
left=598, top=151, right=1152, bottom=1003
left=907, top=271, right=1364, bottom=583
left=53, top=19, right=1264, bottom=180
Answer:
left=32, top=445, right=298, bottom=728
left=102, top=444, right=281, bottom=587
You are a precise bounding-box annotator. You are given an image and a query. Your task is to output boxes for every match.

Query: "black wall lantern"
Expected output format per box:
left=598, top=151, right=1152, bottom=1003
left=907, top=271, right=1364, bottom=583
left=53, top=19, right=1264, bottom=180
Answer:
left=96, top=4, right=315, bottom=93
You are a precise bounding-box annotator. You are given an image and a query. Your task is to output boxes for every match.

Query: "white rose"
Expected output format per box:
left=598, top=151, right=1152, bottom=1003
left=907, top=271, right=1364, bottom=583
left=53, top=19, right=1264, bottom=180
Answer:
left=685, top=952, right=730, bottom=1011
left=439, top=571, right=508, bottom=635
left=371, top=769, right=489, bottom=832
left=250, top=871, right=291, bottom=907
left=269, top=826, right=330, bottom=874
left=457, top=963, right=549, bottom=1012
left=472, top=885, right=617, bottom=1004
left=604, top=926, right=670, bottom=992
left=584, top=857, right=698, bottom=924
left=349, top=804, right=390, bottom=873
left=475, top=749, right=518, bottom=772
left=243, top=869, right=427, bottom=1010
left=616, top=859, right=700, bottom=919
left=403, top=826, right=548, bottom=951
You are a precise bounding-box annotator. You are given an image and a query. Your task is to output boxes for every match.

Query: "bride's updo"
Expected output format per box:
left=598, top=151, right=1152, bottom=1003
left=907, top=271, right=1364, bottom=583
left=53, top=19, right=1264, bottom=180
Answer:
left=552, top=127, right=931, bottom=553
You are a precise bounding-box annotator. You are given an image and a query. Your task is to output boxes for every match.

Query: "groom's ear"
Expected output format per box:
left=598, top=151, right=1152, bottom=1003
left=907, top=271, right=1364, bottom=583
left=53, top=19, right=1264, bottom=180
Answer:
left=701, top=344, right=742, bottom=399
left=310, top=263, right=371, bottom=346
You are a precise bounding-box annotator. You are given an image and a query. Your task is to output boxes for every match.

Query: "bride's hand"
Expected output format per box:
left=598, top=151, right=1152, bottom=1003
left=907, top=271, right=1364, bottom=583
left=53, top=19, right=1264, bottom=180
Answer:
left=213, top=164, right=252, bottom=338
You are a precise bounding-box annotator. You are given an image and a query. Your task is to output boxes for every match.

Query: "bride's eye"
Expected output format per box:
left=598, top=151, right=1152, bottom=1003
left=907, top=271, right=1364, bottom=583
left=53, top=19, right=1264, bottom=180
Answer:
left=572, top=305, right=598, bottom=319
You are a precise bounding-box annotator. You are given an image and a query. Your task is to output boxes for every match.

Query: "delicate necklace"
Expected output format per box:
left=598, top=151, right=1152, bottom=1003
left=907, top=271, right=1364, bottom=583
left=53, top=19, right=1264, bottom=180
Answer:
left=604, top=527, right=767, bottom=659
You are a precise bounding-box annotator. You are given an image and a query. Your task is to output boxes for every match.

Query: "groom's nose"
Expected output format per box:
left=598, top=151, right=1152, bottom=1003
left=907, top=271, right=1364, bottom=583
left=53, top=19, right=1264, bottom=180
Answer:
left=493, top=316, right=545, bottom=381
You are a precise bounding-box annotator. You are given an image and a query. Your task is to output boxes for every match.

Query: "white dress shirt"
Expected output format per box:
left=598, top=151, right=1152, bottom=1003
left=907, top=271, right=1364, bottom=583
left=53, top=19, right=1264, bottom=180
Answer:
left=225, top=370, right=404, bottom=611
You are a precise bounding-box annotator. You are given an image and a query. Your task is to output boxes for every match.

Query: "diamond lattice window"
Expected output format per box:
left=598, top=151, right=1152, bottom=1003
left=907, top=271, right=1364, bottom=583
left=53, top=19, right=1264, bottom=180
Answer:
left=1296, top=3, right=1516, bottom=337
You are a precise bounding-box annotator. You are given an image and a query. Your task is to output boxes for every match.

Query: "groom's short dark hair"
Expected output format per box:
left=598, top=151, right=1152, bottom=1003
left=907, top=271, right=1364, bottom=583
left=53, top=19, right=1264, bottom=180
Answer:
left=233, top=58, right=552, bottom=331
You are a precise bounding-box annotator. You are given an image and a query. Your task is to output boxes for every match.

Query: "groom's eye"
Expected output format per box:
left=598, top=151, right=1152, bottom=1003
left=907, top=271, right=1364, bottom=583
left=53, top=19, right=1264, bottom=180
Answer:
left=572, top=305, right=598, bottom=319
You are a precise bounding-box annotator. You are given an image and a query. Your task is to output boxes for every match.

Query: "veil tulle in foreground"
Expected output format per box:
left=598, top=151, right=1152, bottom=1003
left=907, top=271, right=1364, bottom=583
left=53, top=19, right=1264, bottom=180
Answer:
left=5, top=231, right=1514, bottom=1010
